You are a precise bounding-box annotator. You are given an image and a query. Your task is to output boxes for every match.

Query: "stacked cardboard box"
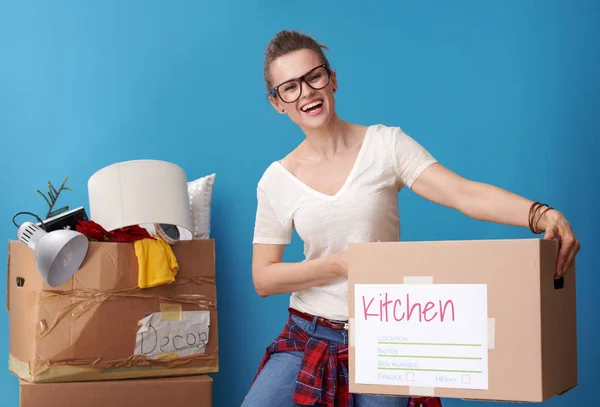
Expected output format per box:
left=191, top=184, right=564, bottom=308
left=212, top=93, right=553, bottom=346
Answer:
left=19, top=376, right=213, bottom=407
left=7, top=238, right=217, bottom=406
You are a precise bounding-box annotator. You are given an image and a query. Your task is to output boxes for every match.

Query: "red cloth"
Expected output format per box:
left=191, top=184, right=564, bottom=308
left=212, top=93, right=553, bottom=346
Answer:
left=251, top=315, right=350, bottom=406
left=76, top=220, right=153, bottom=242
left=408, top=396, right=443, bottom=407
left=250, top=315, right=443, bottom=406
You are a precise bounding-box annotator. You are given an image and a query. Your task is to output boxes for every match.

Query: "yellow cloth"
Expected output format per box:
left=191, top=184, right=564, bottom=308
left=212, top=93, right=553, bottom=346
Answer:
left=134, top=237, right=179, bottom=289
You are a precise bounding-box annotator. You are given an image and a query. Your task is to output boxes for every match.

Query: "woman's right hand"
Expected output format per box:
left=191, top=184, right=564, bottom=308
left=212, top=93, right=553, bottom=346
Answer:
left=252, top=244, right=351, bottom=297
left=328, top=251, right=348, bottom=277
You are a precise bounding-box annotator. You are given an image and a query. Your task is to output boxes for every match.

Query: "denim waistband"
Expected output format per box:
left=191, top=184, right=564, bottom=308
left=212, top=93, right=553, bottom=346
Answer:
left=290, top=313, right=349, bottom=346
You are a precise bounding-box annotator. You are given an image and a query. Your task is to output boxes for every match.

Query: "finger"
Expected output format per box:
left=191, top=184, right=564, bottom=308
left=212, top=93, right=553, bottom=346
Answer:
left=561, top=239, right=580, bottom=276
left=561, top=248, right=577, bottom=277
left=555, top=237, right=573, bottom=278
left=543, top=226, right=562, bottom=276
left=544, top=226, right=558, bottom=241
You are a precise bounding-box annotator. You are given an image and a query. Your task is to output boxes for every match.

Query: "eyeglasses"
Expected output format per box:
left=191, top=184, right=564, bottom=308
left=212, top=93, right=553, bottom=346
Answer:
left=269, top=64, right=331, bottom=103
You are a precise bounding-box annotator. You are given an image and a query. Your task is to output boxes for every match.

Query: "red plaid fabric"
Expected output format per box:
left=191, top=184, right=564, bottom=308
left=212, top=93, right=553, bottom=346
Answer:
left=252, top=315, right=350, bottom=406
left=408, top=396, right=443, bottom=407
left=251, top=314, right=443, bottom=407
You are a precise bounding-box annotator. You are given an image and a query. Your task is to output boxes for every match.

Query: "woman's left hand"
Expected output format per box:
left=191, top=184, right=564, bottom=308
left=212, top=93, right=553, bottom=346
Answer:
left=540, top=209, right=580, bottom=279
left=408, top=164, right=581, bottom=278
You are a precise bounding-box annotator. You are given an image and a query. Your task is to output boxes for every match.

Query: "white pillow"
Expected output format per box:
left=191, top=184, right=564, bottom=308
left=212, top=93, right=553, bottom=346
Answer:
left=187, top=173, right=215, bottom=239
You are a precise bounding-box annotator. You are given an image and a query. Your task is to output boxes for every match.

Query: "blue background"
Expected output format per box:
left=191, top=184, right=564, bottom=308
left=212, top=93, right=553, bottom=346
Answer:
left=1, top=1, right=598, bottom=406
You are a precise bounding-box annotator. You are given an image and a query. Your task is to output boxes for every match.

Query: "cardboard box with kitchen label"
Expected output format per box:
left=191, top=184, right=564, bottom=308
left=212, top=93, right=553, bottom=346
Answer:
left=348, top=238, right=577, bottom=403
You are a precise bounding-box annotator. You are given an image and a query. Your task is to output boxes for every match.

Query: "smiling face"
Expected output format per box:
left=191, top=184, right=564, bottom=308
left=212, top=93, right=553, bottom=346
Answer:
left=268, top=49, right=338, bottom=130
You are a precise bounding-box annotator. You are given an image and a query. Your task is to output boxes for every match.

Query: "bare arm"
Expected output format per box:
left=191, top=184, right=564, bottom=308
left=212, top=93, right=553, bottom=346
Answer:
left=410, top=163, right=536, bottom=227
left=252, top=244, right=346, bottom=297
left=410, top=163, right=580, bottom=277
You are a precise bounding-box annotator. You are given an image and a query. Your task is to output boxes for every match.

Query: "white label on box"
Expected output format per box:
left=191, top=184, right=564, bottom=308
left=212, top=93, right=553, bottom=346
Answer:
left=134, top=311, right=210, bottom=359
left=354, top=284, right=488, bottom=390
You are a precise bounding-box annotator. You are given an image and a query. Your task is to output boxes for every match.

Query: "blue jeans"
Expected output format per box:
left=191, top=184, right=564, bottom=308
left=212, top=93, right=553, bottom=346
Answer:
left=242, top=313, right=410, bottom=407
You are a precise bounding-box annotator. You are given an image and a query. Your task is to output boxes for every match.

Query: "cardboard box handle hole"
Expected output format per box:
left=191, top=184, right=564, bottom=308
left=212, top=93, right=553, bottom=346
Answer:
left=554, top=277, right=564, bottom=290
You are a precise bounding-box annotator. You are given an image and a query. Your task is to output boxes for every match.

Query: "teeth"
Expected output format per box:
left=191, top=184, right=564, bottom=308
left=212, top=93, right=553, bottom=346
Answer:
left=302, top=100, right=323, bottom=112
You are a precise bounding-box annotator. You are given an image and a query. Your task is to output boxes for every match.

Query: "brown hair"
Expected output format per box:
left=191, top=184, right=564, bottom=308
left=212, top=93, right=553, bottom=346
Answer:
left=263, top=30, right=330, bottom=93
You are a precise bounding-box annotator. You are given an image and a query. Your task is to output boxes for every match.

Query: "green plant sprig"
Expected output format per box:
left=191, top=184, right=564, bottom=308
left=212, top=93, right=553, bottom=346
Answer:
left=37, top=176, right=71, bottom=219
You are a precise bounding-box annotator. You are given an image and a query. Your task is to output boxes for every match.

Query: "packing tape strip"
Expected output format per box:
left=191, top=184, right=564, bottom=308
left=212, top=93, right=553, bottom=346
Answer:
left=409, top=386, right=435, bottom=396
left=402, top=276, right=434, bottom=284
left=488, top=317, right=495, bottom=349
left=156, top=352, right=180, bottom=360
left=160, top=303, right=183, bottom=321
left=348, top=317, right=355, bottom=346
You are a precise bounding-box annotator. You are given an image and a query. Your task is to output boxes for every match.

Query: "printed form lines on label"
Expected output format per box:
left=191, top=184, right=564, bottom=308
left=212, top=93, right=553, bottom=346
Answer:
left=377, top=355, right=482, bottom=360
left=378, top=341, right=483, bottom=346
left=378, top=368, right=483, bottom=373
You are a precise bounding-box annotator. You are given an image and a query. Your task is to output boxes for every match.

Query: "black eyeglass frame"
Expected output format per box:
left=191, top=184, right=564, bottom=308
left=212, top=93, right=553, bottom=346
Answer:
left=268, top=64, right=332, bottom=103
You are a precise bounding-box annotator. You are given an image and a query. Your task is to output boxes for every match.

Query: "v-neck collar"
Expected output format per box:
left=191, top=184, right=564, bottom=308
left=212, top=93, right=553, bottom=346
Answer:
left=274, top=125, right=373, bottom=200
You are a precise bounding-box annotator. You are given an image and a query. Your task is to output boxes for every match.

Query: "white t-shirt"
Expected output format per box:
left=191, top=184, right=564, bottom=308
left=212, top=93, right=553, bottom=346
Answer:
left=252, top=124, right=438, bottom=321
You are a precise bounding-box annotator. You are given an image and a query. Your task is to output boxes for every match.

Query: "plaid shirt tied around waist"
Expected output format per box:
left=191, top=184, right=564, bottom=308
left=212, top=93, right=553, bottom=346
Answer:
left=251, top=315, right=443, bottom=407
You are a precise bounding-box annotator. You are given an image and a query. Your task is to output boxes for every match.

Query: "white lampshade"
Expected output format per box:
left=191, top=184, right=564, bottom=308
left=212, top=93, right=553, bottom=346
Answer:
left=17, top=222, right=89, bottom=287
left=87, top=160, right=193, bottom=240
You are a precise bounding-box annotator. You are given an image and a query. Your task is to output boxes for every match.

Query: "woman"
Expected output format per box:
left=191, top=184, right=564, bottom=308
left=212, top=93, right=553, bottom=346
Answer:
left=242, top=30, right=580, bottom=407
